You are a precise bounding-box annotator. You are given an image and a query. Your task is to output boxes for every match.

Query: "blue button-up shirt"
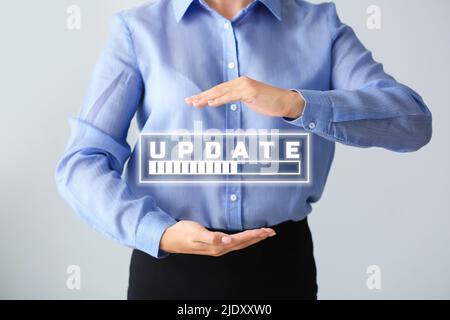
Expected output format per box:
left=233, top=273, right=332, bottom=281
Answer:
left=55, top=0, right=432, bottom=258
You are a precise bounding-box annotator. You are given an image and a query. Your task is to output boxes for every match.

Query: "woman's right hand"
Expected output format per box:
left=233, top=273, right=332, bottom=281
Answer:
left=160, top=220, right=276, bottom=257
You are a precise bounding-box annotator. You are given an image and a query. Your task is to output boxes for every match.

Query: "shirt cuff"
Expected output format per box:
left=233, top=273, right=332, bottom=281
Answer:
left=135, top=209, right=178, bottom=259
left=283, top=89, right=333, bottom=133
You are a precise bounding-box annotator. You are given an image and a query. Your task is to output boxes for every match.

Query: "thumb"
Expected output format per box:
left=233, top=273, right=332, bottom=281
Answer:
left=199, top=230, right=232, bottom=245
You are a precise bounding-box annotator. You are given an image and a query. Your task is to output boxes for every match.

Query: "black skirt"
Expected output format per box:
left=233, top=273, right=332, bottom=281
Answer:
left=128, top=217, right=317, bottom=300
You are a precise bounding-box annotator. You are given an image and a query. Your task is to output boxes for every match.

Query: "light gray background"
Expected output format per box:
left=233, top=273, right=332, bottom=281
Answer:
left=0, top=0, right=449, bottom=300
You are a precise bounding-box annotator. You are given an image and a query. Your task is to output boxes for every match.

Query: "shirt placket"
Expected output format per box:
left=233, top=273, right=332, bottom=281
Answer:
left=222, top=18, right=243, bottom=231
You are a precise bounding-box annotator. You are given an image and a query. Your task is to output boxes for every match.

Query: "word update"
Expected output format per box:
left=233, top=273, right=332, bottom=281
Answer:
left=138, top=132, right=310, bottom=184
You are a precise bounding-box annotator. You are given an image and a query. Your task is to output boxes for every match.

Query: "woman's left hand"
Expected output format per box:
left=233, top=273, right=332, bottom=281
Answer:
left=185, top=76, right=305, bottom=119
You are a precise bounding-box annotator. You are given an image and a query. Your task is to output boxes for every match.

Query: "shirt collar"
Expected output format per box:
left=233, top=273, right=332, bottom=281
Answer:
left=259, top=0, right=282, bottom=21
left=172, top=0, right=195, bottom=22
left=172, top=0, right=282, bottom=23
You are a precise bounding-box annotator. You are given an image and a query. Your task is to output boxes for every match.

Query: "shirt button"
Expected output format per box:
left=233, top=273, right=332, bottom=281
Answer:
left=224, top=22, right=231, bottom=29
left=230, top=194, right=238, bottom=202
left=230, top=104, right=238, bottom=111
left=308, top=121, right=316, bottom=130
left=228, top=62, right=236, bottom=69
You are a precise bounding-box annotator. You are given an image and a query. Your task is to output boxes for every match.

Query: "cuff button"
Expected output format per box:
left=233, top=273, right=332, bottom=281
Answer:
left=308, top=121, right=316, bottom=130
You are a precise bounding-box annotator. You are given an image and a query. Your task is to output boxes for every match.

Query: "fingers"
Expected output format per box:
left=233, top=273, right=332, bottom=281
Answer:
left=196, top=230, right=233, bottom=245
left=162, top=220, right=276, bottom=257
left=206, top=92, right=238, bottom=107
left=185, top=77, right=291, bottom=118
left=191, top=227, right=276, bottom=257
left=224, top=234, right=271, bottom=254
left=186, top=88, right=234, bottom=108
left=185, top=77, right=245, bottom=108
left=220, top=228, right=276, bottom=255
left=229, top=228, right=275, bottom=243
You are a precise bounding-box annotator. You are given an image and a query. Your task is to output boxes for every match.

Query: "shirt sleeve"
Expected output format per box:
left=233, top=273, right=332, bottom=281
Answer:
left=285, top=3, right=432, bottom=152
left=55, top=13, right=177, bottom=258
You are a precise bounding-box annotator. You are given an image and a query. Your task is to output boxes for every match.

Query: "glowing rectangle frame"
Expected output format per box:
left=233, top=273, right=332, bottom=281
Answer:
left=138, top=132, right=311, bottom=184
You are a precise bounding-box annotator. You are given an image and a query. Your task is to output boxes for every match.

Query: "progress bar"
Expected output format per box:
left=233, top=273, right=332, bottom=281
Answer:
left=148, top=160, right=301, bottom=176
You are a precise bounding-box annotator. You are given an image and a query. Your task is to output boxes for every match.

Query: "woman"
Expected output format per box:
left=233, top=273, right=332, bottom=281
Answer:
left=56, top=0, right=432, bottom=300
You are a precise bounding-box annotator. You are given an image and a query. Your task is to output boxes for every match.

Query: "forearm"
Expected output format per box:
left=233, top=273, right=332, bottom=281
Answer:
left=285, top=84, right=432, bottom=152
